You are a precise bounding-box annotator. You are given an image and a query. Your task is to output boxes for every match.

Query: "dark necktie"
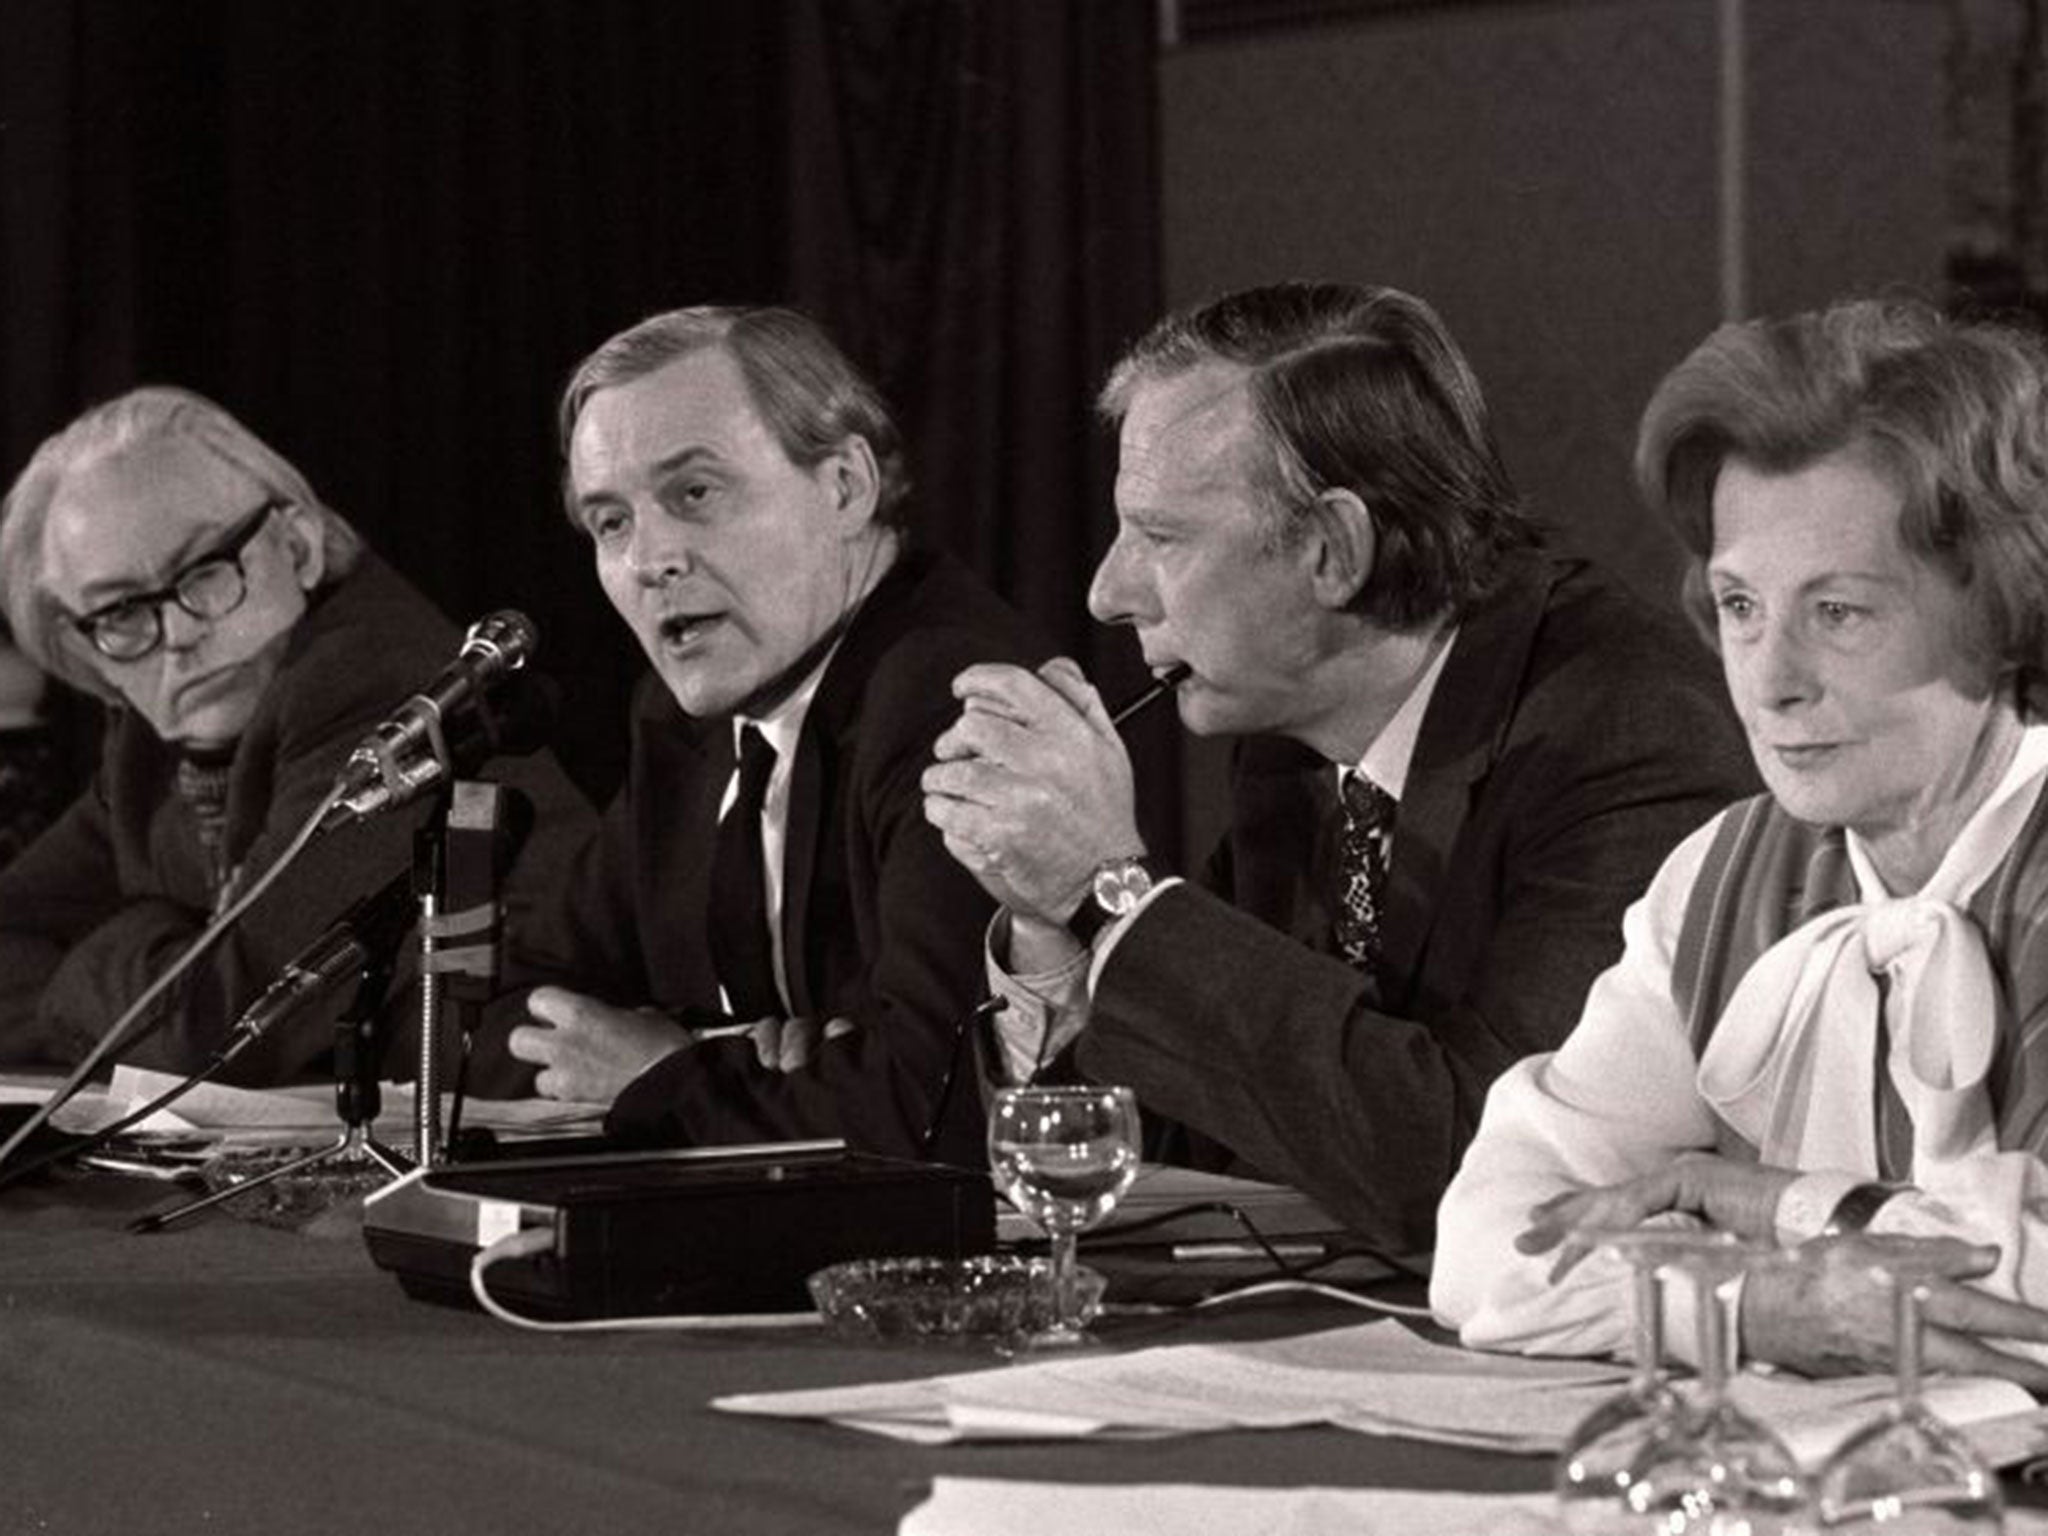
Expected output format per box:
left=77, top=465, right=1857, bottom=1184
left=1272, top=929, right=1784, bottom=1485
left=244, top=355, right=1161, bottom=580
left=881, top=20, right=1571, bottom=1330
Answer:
left=710, top=725, right=782, bottom=1018
left=1333, top=771, right=1397, bottom=978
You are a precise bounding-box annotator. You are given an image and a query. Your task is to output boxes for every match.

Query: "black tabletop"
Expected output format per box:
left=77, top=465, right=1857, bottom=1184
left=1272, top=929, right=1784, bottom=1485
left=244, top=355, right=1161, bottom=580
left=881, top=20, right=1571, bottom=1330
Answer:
left=2, top=1168, right=1551, bottom=1536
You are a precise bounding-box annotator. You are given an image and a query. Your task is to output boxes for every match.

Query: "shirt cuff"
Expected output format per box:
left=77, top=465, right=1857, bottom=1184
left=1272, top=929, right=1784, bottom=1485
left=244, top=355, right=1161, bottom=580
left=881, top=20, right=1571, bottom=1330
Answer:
left=1085, top=874, right=1185, bottom=995
left=985, top=910, right=1092, bottom=1084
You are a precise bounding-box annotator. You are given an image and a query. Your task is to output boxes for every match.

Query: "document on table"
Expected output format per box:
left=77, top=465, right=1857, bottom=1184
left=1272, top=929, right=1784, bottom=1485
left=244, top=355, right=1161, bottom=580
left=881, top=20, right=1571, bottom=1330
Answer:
left=720, top=1318, right=1629, bottom=1445
left=1002, top=1163, right=1353, bottom=1249
left=899, top=1476, right=2048, bottom=1536
left=715, top=1315, right=2040, bottom=1462
left=901, top=1478, right=1560, bottom=1536
left=26, top=1066, right=604, bottom=1143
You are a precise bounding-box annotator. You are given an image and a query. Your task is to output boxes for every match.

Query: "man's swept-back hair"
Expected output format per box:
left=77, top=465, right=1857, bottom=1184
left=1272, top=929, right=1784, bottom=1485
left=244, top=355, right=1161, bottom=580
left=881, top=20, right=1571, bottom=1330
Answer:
left=558, top=304, right=911, bottom=529
left=1637, top=296, right=2048, bottom=710
left=0, top=386, right=363, bottom=698
left=1100, top=281, right=1540, bottom=627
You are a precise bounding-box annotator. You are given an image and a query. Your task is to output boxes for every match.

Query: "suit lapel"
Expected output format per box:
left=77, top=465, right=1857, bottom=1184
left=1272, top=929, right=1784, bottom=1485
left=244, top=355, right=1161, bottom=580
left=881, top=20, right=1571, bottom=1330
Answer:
left=663, top=704, right=733, bottom=1005
left=780, top=725, right=825, bottom=1018
left=1227, top=734, right=1336, bottom=951
left=1378, top=561, right=1562, bottom=1006
left=775, top=548, right=931, bottom=1018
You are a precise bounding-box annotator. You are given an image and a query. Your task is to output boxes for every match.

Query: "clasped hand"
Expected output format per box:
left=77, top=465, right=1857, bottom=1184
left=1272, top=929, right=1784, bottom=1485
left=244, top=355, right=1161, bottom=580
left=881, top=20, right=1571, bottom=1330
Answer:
left=1519, top=1154, right=2048, bottom=1386
left=920, top=658, right=1144, bottom=925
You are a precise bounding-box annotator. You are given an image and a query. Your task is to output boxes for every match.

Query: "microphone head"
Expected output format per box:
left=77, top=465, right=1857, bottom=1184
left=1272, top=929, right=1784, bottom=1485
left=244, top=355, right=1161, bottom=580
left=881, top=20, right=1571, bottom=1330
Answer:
left=462, top=610, right=538, bottom=671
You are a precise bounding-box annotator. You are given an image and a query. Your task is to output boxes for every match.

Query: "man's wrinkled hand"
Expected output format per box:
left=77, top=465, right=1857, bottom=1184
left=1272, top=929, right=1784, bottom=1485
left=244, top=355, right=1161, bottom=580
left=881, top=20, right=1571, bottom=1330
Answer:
left=507, top=987, right=689, bottom=1103
left=1744, top=1234, right=2048, bottom=1387
left=1518, top=1155, right=1795, bottom=1279
left=921, top=658, right=1143, bottom=925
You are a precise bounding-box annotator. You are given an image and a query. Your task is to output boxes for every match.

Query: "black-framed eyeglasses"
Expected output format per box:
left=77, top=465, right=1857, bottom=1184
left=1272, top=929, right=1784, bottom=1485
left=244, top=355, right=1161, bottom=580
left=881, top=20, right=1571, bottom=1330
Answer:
left=71, top=499, right=289, bottom=662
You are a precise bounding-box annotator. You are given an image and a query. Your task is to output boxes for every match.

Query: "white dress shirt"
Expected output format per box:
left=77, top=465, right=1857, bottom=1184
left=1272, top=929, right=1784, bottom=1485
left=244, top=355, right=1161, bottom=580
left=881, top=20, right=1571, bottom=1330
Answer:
left=718, top=654, right=834, bottom=1017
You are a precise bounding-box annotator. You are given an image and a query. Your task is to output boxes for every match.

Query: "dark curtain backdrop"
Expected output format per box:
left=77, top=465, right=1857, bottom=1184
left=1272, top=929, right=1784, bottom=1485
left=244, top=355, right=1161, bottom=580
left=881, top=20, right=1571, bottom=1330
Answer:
left=0, top=0, right=1179, bottom=857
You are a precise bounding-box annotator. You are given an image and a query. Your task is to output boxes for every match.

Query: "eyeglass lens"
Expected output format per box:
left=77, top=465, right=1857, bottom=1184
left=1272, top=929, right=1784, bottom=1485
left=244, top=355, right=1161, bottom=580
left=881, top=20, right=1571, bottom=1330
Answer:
left=79, top=502, right=280, bottom=660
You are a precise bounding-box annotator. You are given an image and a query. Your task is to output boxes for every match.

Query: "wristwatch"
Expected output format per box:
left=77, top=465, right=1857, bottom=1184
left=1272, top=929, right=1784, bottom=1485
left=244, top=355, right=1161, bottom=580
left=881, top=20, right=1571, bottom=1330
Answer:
left=1822, top=1181, right=1909, bottom=1235
left=1066, top=855, right=1162, bottom=948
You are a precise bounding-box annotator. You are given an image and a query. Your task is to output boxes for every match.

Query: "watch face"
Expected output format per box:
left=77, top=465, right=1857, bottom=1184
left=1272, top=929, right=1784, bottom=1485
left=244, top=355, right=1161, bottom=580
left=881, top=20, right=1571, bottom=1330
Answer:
left=1093, top=859, right=1153, bottom=916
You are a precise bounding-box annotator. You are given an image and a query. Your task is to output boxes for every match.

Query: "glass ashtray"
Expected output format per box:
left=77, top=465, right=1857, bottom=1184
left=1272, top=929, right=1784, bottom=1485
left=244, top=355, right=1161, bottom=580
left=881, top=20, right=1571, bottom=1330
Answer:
left=808, top=1254, right=1106, bottom=1344
left=197, top=1145, right=392, bottom=1230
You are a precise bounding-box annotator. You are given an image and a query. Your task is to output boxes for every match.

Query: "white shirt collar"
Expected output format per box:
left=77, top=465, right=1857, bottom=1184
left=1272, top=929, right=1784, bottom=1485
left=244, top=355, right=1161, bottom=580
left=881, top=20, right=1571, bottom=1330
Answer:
left=1346, top=626, right=1459, bottom=801
left=731, top=638, right=838, bottom=767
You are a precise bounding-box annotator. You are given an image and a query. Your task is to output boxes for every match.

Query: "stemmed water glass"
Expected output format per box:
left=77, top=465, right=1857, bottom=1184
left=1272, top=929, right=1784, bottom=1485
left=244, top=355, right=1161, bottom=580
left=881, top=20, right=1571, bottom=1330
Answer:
left=987, top=1084, right=1141, bottom=1347
left=1812, top=1235, right=2003, bottom=1533
left=1554, top=1227, right=1690, bottom=1533
left=1620, top=1229, right=1811, bottom=1535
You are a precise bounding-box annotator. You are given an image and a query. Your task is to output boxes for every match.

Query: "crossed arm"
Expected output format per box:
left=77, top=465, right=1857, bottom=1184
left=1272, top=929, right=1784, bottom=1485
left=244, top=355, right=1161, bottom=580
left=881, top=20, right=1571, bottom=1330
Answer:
left=1430, top=819, right=2048, bottom=1386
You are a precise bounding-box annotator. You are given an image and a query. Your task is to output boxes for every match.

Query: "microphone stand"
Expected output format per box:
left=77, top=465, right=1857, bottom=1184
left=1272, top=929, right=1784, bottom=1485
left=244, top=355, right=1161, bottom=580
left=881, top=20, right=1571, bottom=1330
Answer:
left=133, top=774, right=521, bottom=1226
left=413, top=779, right=518, bottom=1168
left=133, top=949, right=412, bottom=1233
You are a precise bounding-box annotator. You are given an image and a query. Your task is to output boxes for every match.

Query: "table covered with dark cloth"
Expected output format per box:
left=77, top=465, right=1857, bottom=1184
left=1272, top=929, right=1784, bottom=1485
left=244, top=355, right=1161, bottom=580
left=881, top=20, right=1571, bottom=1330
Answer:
left=3, top=1173, right=1550, bottom=1536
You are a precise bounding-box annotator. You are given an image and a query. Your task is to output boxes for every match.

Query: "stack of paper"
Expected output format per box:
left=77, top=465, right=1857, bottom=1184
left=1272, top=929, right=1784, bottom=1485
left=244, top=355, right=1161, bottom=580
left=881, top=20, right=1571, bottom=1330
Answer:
left=36, top=1065, right=604, bottom=1144
left=716, top=1317, right=2040, bottom=1465
left=1004, top=1164, right=1351, bottom=1249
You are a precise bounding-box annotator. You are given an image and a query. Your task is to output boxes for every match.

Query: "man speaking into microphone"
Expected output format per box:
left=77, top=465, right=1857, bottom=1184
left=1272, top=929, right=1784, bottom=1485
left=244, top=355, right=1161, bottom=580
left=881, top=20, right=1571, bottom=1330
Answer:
left=0, top=388, right=592, bottom=1087
left=502, top=305, right=1045, bottom=1163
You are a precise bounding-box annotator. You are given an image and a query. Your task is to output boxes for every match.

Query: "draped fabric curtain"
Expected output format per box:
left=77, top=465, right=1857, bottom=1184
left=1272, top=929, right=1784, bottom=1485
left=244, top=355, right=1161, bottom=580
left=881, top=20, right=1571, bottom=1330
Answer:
left=0, top=0, right=1175, bottom=852
left=780, top=0, right=1179, bottom=853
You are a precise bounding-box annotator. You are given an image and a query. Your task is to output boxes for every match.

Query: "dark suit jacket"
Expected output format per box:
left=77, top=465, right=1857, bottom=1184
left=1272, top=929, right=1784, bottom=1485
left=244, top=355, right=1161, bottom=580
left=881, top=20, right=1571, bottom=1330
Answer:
left=1078, top=556, right=1760, bottom=1253
left=0, top=553, right=594, bottom=1089
left=508, top=546, right=1048, bottom=1164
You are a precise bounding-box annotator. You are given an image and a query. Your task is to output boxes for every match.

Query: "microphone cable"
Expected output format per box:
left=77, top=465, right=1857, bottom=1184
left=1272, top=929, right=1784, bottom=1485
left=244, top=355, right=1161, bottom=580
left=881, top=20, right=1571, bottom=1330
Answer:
left=915, top=995, right=1008, bottom=1159
left=467, top=1226, right=820, bottom=1334
left=0, top=1034, right=253, bottom=1196
left=0, top=778, right=346, bottom=1176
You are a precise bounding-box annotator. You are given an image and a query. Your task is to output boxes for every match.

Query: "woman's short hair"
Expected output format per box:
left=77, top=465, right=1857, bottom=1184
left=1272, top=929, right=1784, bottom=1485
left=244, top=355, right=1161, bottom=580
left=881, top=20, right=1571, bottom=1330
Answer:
left=1099, top=281, right=1542, bottom=629
left=557, top=304, right=912, bottom=530
left=1637, top=297, right=2048, bottom=709
left=0, top=386, right=363, bottom=698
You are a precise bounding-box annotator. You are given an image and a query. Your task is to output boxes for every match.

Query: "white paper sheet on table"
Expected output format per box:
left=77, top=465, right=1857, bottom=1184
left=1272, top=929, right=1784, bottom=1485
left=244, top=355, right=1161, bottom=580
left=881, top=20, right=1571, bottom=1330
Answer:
left=900, top=1477, right=1561, bottom=1536
left=715, top=1316, right=2039, bottom=1463
left=718, top=1319, right=1627, bottom=1445
left=12, top=1066, right=604, bottom=1142
left=898, top=1476, right=2048, bottom=1536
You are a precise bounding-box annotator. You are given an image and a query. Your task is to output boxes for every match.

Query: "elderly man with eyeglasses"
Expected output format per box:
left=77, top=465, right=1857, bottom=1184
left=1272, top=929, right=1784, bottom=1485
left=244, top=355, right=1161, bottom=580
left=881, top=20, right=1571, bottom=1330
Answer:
left=0, top=387, right=591, bottom=1086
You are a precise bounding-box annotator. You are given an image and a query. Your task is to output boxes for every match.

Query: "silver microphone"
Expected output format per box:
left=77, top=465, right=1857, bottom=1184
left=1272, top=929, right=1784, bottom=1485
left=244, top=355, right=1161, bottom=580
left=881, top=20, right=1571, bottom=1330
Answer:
left=325, top=611, right=538, bottom=827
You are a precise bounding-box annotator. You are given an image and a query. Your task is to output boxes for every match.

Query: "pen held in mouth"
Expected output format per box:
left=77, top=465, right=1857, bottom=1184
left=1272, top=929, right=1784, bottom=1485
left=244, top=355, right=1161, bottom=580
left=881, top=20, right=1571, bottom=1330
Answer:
left=1107, top=661, right=1192, bottom=729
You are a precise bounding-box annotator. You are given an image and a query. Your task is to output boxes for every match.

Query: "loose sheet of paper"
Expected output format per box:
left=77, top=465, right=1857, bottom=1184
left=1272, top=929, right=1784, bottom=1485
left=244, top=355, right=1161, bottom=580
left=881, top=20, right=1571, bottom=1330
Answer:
left=900, top=1478, right=1561, bottom=1536
left=718, top=1320, right=1629, bottom=1444
left=44, top=1065, right=604, bottom=1142
left=899, top=1476, right=2048, bottom=1536
left=715, top=1316, right=2036, bottom=1460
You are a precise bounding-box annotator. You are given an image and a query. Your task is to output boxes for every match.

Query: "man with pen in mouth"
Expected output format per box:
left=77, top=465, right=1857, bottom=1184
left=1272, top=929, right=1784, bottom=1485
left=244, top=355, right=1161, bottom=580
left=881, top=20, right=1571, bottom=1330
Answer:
left=504, top=304, right=1045, bottom=1164
left=920, top=281, right=1757, bottom=1257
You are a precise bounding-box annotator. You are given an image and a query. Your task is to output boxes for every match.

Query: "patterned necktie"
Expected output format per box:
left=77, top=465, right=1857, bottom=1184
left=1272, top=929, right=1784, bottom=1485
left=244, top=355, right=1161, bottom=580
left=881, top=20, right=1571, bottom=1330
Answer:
left=1334, top=771, right=1397, bottom=978
left=173, top=751, right=235, bottom=899
left=709, top=726, right=782, bottom=1018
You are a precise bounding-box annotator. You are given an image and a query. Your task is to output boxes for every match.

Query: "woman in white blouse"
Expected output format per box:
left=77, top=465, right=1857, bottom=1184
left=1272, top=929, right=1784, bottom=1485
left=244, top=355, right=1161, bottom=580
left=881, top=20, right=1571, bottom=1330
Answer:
left=1431, top=298, right=2048, bottom=1386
